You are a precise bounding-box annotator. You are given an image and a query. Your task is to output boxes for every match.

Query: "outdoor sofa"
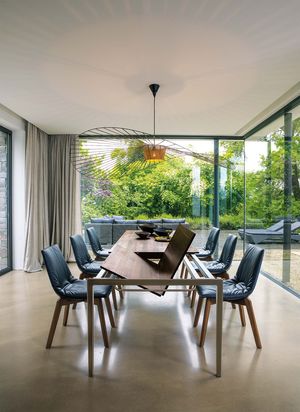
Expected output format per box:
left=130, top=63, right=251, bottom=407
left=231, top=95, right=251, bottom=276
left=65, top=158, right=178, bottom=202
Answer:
left=84, top=216, right=189, bottom=246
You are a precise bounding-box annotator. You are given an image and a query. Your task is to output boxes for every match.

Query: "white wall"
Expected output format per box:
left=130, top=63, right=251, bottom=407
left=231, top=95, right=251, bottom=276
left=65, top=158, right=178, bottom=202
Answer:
left=0, top=104, right=26, bottom=270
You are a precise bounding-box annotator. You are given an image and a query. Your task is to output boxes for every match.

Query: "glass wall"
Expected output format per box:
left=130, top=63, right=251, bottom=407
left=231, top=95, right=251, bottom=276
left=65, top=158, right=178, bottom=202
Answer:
left=0, top=126, right=12, bottom=275
left=80, top=136, right=247, bottom=259
left=245, top=103, right=300, bottom=296
left=219, top=140, right=244, bottom=259
left=289, top=107, right=300, bottom=294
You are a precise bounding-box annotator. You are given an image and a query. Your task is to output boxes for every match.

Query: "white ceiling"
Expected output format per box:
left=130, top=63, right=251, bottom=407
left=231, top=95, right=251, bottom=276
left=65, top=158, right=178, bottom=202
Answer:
left=0, top=0, right=299, bottom=135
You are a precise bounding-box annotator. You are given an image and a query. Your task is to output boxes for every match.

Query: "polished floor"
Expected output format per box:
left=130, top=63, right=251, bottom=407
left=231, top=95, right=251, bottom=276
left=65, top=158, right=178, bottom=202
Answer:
left=0, top=263, right=300, bottom=412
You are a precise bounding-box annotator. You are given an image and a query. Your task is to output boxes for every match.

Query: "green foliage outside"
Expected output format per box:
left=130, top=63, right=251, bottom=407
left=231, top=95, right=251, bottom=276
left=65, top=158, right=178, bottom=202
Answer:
left=81, top=118, right=300, bottom=231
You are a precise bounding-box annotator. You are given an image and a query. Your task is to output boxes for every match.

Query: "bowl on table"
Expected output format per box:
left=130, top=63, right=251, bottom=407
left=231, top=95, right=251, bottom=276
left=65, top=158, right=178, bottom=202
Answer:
left=154, top=227, right=172, bottom=237
left=138, top=223, right=157, bottom=234
left=135, top=231, right=150, bottom=239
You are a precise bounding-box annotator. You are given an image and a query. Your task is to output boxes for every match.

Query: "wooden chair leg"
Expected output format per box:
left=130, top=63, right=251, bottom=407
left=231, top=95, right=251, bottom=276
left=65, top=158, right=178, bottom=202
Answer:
left=187, top=285, right=193, bottom=297
left=180, top=262, right=185, bottom=278
left=46, top=300, right=63, bottom=349
left=190, top=289, right=196, bottom=308
left=238, top=304, right=246, bottom=327
left=111, top=288, right=118, bottom=311
left=105, top=297, right=116, bottom=328
left=118, top=286, right=124, bottom=300
left=244, top=298, right=262, bottom=349
left=97, top=299, right=109, bottom=348
left=63, top=304, right=70, bottom=326
left=193, top=296, right=203, bottom=327
left=199, top=299, right=212, bottom=347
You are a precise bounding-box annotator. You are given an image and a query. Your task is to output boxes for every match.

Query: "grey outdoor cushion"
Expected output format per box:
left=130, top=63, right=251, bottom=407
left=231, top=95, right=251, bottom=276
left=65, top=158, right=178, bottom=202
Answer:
left=116, top=220, right=137, bottom=224
left=162, top=218, right=185, bottom=223
left=91, top=217, right=114, bottom=223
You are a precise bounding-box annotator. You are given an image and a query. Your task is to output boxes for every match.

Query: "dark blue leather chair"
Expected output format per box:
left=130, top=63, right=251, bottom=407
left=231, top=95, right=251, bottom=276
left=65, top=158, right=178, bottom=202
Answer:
left=86, top=227, right=110, bottom=261
left=189, top=234, right=238, bottom=309
left=196, top=227, right=220, bottom=259
left=204, top=234, right=237, bottom=278
left=70, top=234, right=102, bottom=279
left=194, top=244, right=264, bottom=348
left=70, top=234, right=122, bottom=308
left=42, top=244, right=116, bottom=349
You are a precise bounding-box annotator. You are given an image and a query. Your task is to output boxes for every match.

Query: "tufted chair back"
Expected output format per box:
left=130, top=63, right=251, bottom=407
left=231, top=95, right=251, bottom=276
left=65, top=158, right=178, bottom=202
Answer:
left=217, top=234, right=237, bottom=269
left=42, top=244, right=75, bottom=297
left=205, top=227, right=220, bottom=253
left=234, top=244, right=264, bottom=296
left=70, top=234, right=93, bottom=271
left=87, top=227, right=103, bottom=254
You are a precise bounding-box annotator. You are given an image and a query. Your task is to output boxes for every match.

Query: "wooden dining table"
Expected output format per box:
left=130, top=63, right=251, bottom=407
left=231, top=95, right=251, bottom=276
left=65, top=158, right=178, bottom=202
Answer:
left=87, top=230, right=223, bottom=377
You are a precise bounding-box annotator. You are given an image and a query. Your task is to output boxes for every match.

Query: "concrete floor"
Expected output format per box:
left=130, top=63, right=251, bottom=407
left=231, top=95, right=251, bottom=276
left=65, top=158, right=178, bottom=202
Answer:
left=0, top=263, right=300, bottom=412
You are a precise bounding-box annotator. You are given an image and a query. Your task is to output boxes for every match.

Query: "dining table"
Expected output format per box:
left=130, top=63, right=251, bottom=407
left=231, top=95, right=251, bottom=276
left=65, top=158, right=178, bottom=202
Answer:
left=87, top=230, right=223, bottom=377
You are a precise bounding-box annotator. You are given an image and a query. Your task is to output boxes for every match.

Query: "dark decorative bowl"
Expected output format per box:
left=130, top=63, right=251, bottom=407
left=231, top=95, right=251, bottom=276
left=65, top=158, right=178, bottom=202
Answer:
left=154, top=227, right=172, bottom=237
left=135, top=231, right=150, bottom=239
left=138, top=223, right=157, bottom=233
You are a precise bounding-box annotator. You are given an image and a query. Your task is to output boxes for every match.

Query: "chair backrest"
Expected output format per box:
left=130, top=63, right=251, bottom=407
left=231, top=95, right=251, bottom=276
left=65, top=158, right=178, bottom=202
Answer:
left=205, top=227, right=220, bottom=253
left=70, top=234, right=93, bottom=271
left=42, top=244, right=74, bottom=296
left=159, top=224, right=195, bottom=276
left=234, top=244, right=264, bottom=296
left=217, top=234, right=237, bottom=270
left=87, top=227, right=102, bottom=254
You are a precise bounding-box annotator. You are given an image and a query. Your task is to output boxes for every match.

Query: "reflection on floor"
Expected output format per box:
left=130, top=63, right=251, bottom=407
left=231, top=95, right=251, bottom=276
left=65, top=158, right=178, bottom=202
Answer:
left=0, top=265, right=300, bottom=412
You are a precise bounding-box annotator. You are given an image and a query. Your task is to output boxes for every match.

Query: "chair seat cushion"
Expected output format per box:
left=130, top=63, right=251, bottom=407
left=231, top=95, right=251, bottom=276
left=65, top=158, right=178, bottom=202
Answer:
left=191, top=260, right=226, bottom=275
left=96, top=249, right=110, bottom=258
left=205, top=261, right=226, bottom=275
left=195, top=249, right=211, bottom=257
left=197, top=279, right=249, bottom=301
left=82, top=261, right=102, bottom=274
left=62, top=280, right=112, bottom=299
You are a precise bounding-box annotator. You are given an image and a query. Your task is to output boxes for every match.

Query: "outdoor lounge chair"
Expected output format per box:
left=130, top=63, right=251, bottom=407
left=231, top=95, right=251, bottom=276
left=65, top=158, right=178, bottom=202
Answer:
left=244, top=221, right=300, bottom=244
left=238, top=219, right=284, bottom=240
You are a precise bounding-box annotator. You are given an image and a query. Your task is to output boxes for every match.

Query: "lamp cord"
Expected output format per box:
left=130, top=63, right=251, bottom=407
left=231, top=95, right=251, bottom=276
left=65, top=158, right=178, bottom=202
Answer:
left=153, top=95, right=156, bottom=147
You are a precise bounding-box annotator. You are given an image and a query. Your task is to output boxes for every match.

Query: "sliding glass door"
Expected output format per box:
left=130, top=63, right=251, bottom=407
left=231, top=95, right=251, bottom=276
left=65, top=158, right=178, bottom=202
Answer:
left=0, top=126, right=12, bottom=275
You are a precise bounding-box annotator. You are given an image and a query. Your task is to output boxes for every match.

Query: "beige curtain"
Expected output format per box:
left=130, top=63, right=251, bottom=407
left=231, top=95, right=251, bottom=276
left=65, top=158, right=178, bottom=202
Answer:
left=24, top=123, right=50, bottom=272
left=48, top=135, right=81, bottom=260
left=24, top=125, right=81, bottom=271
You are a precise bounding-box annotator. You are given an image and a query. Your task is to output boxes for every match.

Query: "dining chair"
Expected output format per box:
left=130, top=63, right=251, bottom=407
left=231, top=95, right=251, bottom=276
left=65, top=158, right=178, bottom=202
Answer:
left=203, top=234, right=237, bottom=279
left=86, top=227, right=110, bottom=261
left=70, top=234, right=123, bottom=307
left=42, top=244, right=116, bottom=349
left=195, top=227, right=220, bottom=259
left=70, top=234, right=102, bottom=279
left=193, top=244, right=264, bottom=348
left=189, top=234, right=238, bottom=308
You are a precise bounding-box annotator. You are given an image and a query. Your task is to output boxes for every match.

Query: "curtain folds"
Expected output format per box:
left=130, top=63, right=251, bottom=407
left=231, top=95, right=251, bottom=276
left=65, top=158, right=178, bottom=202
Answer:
left=24, top=124, right=80, bottom=272
left=48, top=135, right=80, bottom=260
left=24, top=124, right=50, bottom=272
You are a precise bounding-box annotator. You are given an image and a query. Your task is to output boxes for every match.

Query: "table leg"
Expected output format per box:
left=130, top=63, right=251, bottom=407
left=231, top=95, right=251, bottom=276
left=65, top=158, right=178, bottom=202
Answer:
left=87, top=280, right=94, bottom=377
left=215, top=281, right=223, bottom=377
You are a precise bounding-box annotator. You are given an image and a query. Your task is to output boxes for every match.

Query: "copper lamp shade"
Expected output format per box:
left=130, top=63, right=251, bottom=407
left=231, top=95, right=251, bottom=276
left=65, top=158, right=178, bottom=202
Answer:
left=143, top=144, right=166, bottom=161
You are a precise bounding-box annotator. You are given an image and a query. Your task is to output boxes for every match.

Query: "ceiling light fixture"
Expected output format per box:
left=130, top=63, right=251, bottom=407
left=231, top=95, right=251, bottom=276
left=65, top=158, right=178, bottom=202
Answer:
left=143, top=83, right=166, bottom=161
